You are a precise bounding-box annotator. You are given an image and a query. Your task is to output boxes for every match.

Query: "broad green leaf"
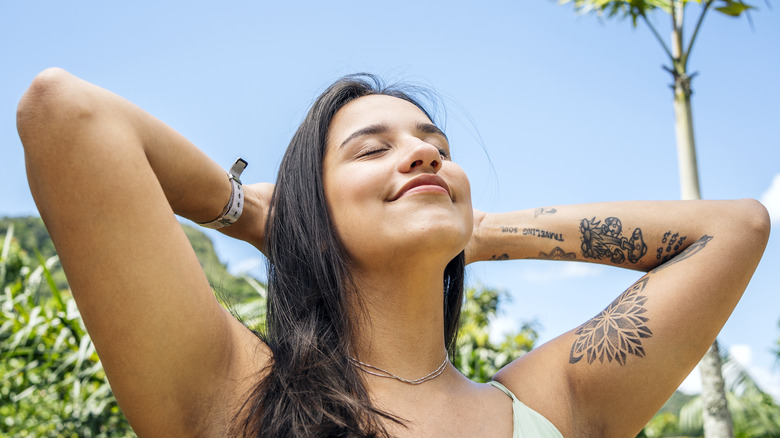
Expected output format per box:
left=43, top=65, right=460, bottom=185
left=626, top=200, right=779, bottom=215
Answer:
left=715, top=1, right=753, bottom=16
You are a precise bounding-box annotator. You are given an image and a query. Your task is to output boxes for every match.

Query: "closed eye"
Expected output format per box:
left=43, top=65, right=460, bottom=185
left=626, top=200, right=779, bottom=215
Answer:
left=358, top=145, right=389, bottom=158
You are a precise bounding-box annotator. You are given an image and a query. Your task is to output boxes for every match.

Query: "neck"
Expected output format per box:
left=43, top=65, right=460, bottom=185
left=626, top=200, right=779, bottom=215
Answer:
left=348, top=256, right=455, bottom=384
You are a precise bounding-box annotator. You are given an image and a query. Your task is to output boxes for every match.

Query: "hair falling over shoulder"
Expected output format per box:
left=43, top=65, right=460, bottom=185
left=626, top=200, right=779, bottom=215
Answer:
left=234, top=75, right=465, bottom=437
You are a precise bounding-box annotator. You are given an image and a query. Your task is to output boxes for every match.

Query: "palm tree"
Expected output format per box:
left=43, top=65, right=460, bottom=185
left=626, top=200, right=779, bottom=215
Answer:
left=678, top=353, right=780, bottom=437
left=555, top=1, right=762, bottom=436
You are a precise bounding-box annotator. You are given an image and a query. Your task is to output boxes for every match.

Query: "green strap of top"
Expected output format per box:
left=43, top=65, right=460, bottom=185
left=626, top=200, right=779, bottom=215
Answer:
left=489, top=381, right=564, bottom=438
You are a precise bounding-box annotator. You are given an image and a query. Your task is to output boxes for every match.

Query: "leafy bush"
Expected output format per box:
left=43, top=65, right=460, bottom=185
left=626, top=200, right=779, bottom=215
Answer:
left=0, top=225, right=135, bottom=437
left=1, top=222, right=540, bottom=435
left=452, top=286, right=538, bottom=382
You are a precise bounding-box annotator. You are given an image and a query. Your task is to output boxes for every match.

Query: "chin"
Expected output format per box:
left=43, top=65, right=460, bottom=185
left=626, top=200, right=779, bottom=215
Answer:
left=404, top=222, right=470, bottom=256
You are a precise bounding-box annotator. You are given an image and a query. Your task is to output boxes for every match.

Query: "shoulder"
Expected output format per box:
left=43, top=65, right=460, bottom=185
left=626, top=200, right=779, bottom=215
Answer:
left=493, top=339, right=577, bottom=436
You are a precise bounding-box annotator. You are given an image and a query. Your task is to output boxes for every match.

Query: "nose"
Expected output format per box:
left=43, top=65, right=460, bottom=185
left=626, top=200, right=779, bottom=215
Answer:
left=398, top=140, right=442, bottom=174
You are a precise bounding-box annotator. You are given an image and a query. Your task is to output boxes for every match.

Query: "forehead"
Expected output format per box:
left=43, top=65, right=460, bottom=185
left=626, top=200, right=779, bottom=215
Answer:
left=327, top=94, right=432, bottom=146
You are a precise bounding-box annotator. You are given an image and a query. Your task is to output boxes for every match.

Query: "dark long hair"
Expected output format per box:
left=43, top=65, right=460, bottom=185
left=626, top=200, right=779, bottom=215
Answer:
left=238, top=75, right=466, bottom=437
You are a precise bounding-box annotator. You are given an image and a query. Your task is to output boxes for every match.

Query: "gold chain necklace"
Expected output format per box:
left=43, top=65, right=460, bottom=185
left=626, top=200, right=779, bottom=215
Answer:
left=348, top=355, right=449, bottom=385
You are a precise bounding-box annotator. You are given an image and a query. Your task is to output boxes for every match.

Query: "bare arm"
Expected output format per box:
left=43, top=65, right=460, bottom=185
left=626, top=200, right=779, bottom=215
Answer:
left=17, top=68, right=269, bottom=436
left=469, top=202, right=739, bottom=271
left=475, top=200, right=770, bottom=437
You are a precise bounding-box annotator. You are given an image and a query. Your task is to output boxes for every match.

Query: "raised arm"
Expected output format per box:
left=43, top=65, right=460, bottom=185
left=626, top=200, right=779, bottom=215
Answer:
left=17, top=68, right=270, bottom=436
left=477, top=200, right=770, bottom=437
left=469, top=201, right=749, bottom=271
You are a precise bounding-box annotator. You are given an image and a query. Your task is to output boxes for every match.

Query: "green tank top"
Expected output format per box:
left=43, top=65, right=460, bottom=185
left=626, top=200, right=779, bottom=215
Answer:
left=489, top=381, right=564, bottom=438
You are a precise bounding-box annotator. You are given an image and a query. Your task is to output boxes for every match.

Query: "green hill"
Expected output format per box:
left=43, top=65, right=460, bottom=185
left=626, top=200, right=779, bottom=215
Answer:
left=0, top=216, right=264, bottom=302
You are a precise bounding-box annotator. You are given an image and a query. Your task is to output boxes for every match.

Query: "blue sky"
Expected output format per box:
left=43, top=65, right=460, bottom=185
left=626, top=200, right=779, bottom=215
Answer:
left=2, top=1, right=779, bottom=398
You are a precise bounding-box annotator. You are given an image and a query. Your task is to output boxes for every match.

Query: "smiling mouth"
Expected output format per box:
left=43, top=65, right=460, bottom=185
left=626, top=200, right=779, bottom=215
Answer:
left=392, top=175, right=451, bottom=201
left=400, top=185, right=450, bottom=198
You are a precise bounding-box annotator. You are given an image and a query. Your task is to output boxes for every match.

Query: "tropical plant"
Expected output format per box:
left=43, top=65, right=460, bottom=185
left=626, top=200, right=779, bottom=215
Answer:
left=2, top=221, right=537, bottom=434
left=452, top=285, right=539, bottom=382
left=0, top=225, right=135, bottom=437
left=636, top=352, right=780, bottom=437
left=638, top=411, right=683, bottom=438
left=0, top=217, right=263, bottom=303
left=555, top=1, right=763, bottom=436
left=678, top=354, right=780, bottom=437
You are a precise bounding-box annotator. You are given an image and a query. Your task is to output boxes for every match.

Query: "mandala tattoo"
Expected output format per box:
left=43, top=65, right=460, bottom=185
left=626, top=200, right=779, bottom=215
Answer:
left=656, top=231, right=687, bottom=263
left=580, top=217, right=647, bottom=264
left=652, top=235, right=713, bottom=273
left=569, top=277, right=652, bottom=366
left=538, top=246, right=576, bottom=260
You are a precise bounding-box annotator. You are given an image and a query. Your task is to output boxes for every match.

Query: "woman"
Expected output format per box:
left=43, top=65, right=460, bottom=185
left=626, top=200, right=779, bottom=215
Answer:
left=17, top=68, right=769, bottom=437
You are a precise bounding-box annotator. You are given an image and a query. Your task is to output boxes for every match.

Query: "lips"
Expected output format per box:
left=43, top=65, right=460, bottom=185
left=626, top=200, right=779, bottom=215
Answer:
left=391, top=174, right=451, bottom=201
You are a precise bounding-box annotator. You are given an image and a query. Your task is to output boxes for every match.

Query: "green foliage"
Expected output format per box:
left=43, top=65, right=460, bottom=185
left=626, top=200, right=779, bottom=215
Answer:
left=557, top=0, right=760, bottom=76
left=452, top=286, right=538, bottom=382
left=1, top=217, right=66, bottom=291
left=559, top=0, right=671, bottom=24
left=639, top=411, right=683, bottom=437
left=1, top=226, right=135, bottom=437
left=559, top=0, right=756, bottom=24
left=0, top=217, right=57, bottom=260
left=180, top=224, right=262, bottom=302
left=218, top=273, right=267, bottom=334
left=637, top=354, right=780, bottom=438
left=714, top=1, right=754, bottom=17
left=1, top=218, right=539, bottom=434
left=677, top=354, right=780, bottom=437
left=0, top=217, right=261, bottom=302
left=0, top=220, right=268, bottom=437
left=635, top=392, right=697, bottom=437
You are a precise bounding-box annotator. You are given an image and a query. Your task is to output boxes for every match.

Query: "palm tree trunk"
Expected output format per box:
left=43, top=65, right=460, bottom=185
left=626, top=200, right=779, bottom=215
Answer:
left=671, top=15, right=734, bottom=435
left=699, top=341, right=735, bottom=438
left=673, top=80, right=701, bottom=201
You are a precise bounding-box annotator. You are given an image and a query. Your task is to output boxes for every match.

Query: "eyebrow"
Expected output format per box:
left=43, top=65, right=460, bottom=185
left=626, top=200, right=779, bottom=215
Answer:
left=338, top=122, right=448, bottom=149
left=416, top=122, right=449, bottom=143
left=339, top=123, right=390, bottom=149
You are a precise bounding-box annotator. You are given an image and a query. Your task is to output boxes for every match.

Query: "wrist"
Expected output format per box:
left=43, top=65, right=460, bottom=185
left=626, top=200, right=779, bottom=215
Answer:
left=465, top=210, right=489, bottom=264
left=197, top=158, right=247, bottom=229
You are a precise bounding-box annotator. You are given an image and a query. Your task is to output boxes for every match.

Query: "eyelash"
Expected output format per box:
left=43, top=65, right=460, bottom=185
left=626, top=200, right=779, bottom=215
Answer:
left=359, top=146, right=388, bottom=158
left=357, top=144, right=450, bottom=159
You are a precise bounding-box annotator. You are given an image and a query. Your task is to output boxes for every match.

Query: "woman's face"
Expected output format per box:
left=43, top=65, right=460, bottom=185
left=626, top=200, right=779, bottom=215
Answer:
left=323, top=94, right=473, bottom=269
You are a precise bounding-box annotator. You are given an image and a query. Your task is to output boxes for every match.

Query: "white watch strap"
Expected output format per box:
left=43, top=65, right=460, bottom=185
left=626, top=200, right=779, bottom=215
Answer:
left=198, top=158, right=248, bottom=230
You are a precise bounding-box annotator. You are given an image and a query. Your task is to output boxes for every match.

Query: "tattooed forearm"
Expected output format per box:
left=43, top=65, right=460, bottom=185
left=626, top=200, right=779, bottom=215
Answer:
left=580, top=216, right=647, bottom=264
left=534, top=207, right=557, bottom=218
left=652, top=235, right=713, bottom=273
left=489, top=253, right=510, bottom=261
left=538, top=247, right=576, bottom=260
left=656, top=231, right=688, bottom=263
left=569, top=277, right=652, bottom=366
left=522, top=228, right=564, bottom=241
left=501, top=226, right=564, bottom=242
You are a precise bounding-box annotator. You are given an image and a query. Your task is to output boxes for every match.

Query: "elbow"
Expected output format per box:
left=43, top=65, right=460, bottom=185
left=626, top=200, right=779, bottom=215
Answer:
left=17, top=68, right=94, bottom=151
left=17, top=68, right=70, bottom=131
left=734, top=198, right=771, bottom=249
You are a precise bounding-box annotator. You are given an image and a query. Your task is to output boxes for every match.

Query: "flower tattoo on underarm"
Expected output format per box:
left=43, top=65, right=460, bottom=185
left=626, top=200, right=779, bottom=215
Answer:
left=569, top=277, right=652, bottom=366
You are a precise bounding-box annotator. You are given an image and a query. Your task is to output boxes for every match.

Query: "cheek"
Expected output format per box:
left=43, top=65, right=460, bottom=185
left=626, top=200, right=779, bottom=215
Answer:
left=323, top=167, right=385, bottom=238
left=446, top=164, right=472, bottom=207
left=448, top=165, right=474, bottom=240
